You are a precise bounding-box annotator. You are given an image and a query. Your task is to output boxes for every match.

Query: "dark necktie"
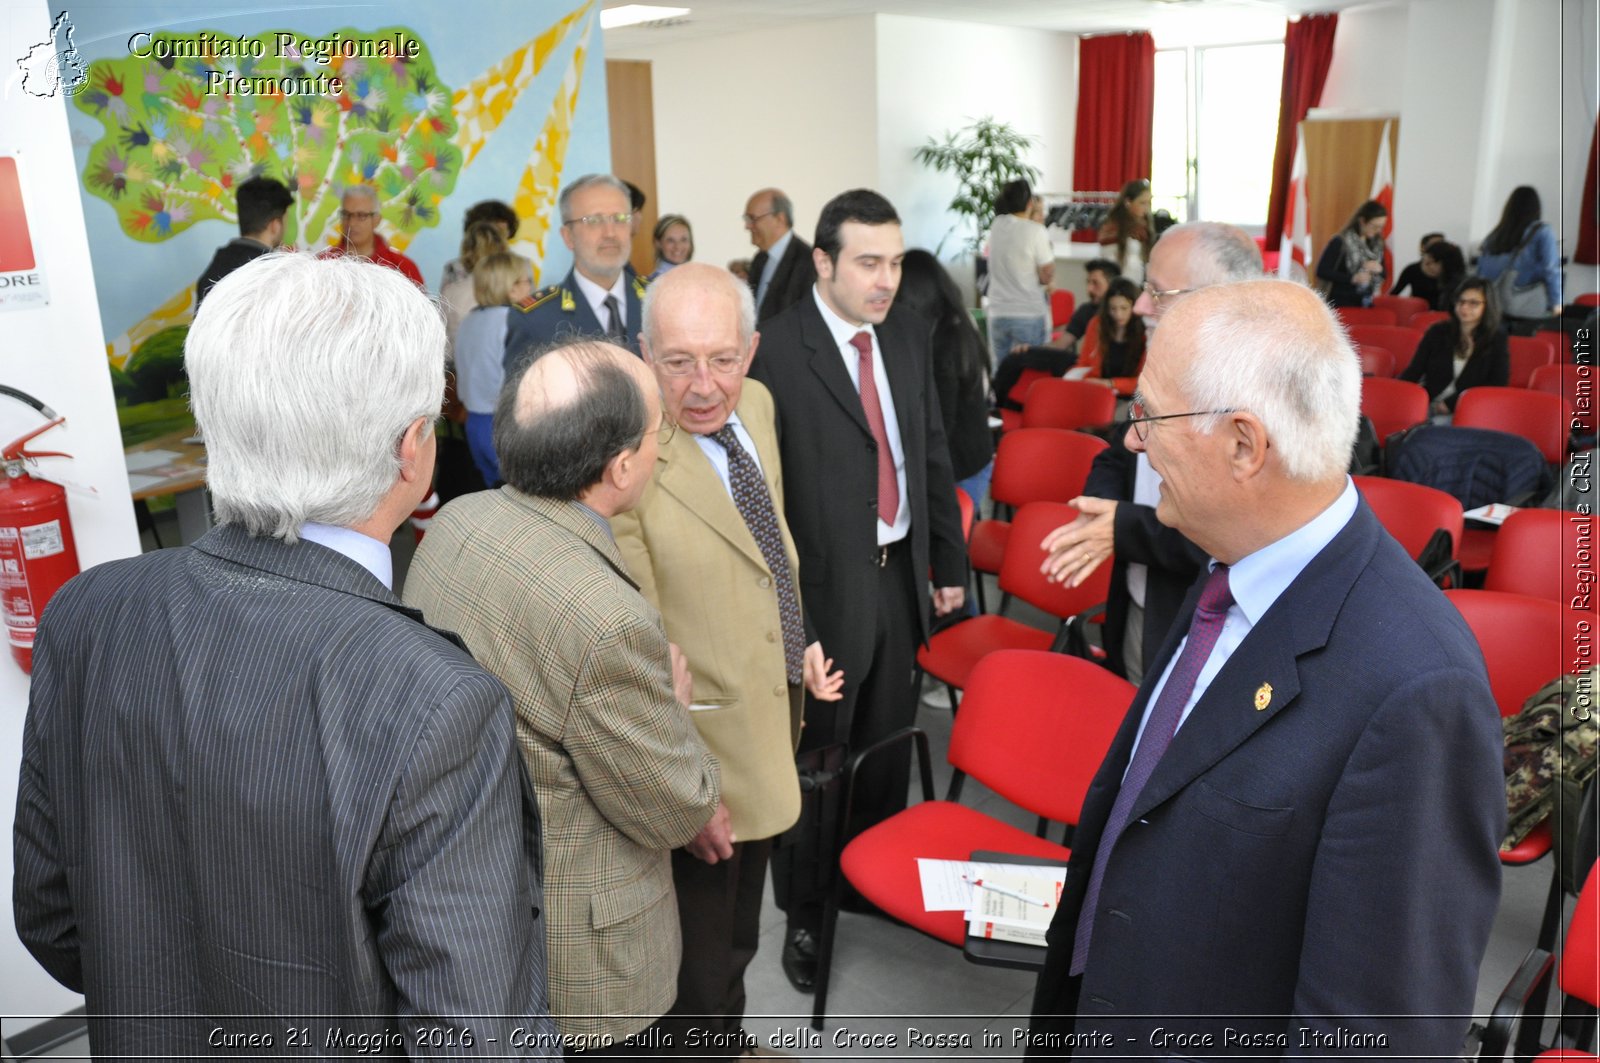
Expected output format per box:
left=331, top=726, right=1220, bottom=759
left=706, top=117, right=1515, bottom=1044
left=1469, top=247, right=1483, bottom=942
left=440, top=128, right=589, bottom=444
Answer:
left=1071, top=565, right=1234, bottom=975
left=848, top=331, right=899, bottom=526
left=711, top=424, right=805, bottom=685
left=603, top=294, right=623, bottom=342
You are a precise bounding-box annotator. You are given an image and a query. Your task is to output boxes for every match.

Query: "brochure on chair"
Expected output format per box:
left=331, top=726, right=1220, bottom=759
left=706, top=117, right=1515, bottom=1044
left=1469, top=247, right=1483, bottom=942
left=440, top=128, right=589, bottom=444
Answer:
left=966, top=866, right=1064, bottom=947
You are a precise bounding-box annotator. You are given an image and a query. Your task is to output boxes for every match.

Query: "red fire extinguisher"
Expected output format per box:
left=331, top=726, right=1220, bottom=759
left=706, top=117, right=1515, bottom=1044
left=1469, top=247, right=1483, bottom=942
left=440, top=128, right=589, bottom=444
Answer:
left=0, top=387, right=80, bottom=674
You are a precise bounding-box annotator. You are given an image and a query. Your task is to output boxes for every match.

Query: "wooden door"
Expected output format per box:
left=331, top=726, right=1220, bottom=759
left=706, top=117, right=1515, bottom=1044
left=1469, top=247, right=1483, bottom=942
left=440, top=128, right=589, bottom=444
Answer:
left=606, top=60, right=657, bottom=276
left=1303, top=117, right=1400, bottom=268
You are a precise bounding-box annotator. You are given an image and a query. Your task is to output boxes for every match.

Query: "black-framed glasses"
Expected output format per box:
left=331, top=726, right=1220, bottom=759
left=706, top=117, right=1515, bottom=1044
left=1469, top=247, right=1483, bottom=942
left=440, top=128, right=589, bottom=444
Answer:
left=1140, top=282, right=1199, bottom=310
left=1127, top=394, right=1237, bottom=442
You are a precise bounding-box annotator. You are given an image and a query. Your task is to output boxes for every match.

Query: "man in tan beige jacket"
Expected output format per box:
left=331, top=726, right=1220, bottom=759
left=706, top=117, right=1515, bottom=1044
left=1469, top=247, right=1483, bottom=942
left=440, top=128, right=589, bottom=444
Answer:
left=614, top=264, right=843, bottom=1060
left=407, top=341, right=722, bottom=1056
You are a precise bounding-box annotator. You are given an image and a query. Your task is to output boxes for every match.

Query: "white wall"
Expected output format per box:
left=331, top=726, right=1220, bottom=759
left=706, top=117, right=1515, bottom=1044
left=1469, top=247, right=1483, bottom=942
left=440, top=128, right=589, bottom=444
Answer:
left=874, top=15, right=1076, bottom=262
left=1319, top=2, right=1408, bottom=115
left=610, top=16, right=880, bottom=272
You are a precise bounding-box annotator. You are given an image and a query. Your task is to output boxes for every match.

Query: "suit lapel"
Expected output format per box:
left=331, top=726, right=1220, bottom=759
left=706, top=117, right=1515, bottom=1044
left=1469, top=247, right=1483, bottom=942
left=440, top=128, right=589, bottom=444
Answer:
left=801, top=299, right=873, bottom=436
left=654, top=430, right=769, bottom=571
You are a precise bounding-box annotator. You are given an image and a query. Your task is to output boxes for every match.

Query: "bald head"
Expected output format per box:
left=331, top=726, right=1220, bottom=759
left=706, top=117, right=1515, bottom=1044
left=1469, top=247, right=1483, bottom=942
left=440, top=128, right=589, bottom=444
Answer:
left=1136, top=221, right=1263, bottom=319
left=494, top=341, right=659, bottom=504
left=745, top=187, right=794, bottom=251
left=643, top=262, right=756, bottom=351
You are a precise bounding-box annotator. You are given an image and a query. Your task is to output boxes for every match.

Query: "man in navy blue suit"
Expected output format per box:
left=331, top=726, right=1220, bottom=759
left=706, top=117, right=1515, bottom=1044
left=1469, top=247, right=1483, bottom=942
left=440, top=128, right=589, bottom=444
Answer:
left=1027, top=278, right=1504, bottom=1058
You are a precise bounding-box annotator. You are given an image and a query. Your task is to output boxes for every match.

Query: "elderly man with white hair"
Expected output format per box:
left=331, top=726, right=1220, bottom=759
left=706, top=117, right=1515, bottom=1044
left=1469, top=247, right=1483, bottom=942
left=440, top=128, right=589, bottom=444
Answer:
left=319, top=183, right=425, bottom=287
left=13, top=253, right=557, bottom=1057
left=1028, top=278, right=1504, bottom=1059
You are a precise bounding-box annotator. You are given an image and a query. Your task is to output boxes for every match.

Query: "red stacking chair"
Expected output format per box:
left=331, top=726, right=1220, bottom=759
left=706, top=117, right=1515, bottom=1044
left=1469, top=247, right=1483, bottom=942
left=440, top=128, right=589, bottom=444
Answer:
left=1020, top=378, right=1117, bottom=431
left=1358, top=344, right=1396, bottom=378
left=1530, top=364, right=1595, bottom=434
left=1353, top=475, right=1462, bottom=586
left=1359, top=377, right=1428, bottom=445
left=920, top=501, right=1112, bottom=703
left=1485, top=508, right=1595, bottom=606
left=1508, top=334, right=1558, bottom=388
left=1455, top=387, right=1569, bottom=463
left=1373, top=294, right=1429, bottom=326
left=999, top=368, right=1052, bottom=433
left=1577, top=293, right=1600, bottom=308
left=1050, top=289, right=1076, bottom=330
left=1346, top=324, right=1424, bottom=365
left=968, top=430, right=1107, bottom=612
left=1336, top=306, right=1398, bottom=329
left=810, top=650, right=1135, bottom=1028
left=955, top=487, right=975, bottom=542
left=1539, top=328, right=1578, bottom=364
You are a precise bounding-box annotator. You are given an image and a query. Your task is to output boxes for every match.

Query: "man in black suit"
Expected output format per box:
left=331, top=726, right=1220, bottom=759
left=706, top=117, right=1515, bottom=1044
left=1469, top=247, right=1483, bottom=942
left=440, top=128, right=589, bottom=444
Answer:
left=1026, top=279, right=1503, bottom=1058
left=748, top=188, right=969, bottom=992
left=1042, top=221, right=1261, bottom=682
left=13, top=254, right=558, bottom=1058
left=195, top=175, right=292, bottom=305
left=745, top=187, right=817, bottom=323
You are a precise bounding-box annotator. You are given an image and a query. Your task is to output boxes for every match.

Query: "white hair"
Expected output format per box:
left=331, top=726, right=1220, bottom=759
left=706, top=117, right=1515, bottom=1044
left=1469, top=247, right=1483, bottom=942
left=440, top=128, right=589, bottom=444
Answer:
left=341, top=184, right=379, bottom=209
left=185, top=253, right=444, bottom=540
left=1182, top=279, right=1359, bottom=482
left=558, top=173, right=630, bottom=222
left=641, top=264, right=757, bottom=351
left=1164, top=221, right=1264, bottom=286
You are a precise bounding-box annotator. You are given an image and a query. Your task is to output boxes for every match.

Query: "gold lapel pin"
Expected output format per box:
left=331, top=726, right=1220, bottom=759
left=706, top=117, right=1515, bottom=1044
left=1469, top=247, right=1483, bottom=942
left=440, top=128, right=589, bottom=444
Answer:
left=1254, top=682, right=1273, bottom=711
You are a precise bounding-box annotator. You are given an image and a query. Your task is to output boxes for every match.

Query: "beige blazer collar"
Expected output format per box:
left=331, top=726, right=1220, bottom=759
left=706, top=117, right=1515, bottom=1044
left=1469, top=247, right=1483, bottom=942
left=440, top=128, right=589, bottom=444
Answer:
left=502, top=487, right=638, bottom=589
left=654, top=420, right=772, bottom=573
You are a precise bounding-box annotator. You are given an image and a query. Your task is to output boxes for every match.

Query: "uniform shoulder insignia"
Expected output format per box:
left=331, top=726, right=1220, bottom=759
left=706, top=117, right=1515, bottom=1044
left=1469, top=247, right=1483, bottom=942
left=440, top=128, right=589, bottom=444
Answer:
left=517, top=285, right=559, bottom=312
left=633, top=273, right=650, bottom=298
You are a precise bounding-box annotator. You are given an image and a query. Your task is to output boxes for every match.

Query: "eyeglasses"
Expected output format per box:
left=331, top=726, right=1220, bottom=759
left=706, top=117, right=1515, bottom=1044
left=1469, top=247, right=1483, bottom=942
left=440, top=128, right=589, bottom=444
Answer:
left=1127, top=394, right=1238, bottom=442
left=339, top=209, right=378, bottom=222
left=1140, top=282, right=1199, bottom=310
left=565, top=212, right=633, bottom=229
left=741, top=211, right=774, bottom=225
left=657, top=411, right=678, bottom=445
left=656, top=354, right=745, bottom=377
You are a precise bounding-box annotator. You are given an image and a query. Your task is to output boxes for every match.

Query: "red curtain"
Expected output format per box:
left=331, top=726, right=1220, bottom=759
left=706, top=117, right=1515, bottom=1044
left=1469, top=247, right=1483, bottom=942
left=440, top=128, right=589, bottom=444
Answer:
left=1579, top=115, right=1599, bottom=265
left=1264, top=13, right=1339, bottom=250
left=1073, top=33, right=1155, bottom=193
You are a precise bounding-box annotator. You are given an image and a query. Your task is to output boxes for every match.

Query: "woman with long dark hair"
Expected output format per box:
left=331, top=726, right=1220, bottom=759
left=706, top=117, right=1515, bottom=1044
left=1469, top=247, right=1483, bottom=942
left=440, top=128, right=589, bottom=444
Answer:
left=1097, top=179, right=1153, bottom=285
left=1076, top=277, right=1146, bottom=396
left=898, top=249, right=996, bottom=507
left=1315, top=199, right=1387, bottom=308
left=1476, top=185, right=1562, bottom=331
left=1399, top=277, right=1510, bottom=415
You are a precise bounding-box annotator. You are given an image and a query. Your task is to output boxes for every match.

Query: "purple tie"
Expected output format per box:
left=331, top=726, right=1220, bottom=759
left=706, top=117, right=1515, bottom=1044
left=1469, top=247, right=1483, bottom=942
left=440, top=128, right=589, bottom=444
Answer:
left=1070, top=564, right=1234, bottom=975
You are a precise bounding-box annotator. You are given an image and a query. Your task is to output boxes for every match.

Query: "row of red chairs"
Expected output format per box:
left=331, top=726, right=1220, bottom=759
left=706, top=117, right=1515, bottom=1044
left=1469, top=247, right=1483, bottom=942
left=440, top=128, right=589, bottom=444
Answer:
left=1354, top=325, right=1561, bottom=387
left=1362, top=380, right=1580, bottom=461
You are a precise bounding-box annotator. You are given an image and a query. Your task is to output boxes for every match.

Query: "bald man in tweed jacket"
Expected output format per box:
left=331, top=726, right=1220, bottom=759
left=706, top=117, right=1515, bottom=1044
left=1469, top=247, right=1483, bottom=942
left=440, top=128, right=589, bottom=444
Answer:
left=406, top=342, right=720, bottom=1053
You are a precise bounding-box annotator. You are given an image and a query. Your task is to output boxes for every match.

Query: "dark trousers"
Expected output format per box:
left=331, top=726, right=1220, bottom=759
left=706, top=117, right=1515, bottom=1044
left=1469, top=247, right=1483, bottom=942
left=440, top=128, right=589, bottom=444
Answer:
left=1025, top=971, right=1083, bottom=1060
left=564, top=1019, right=673, bottom=1058
left=993, top=345, right=1078, bottom=410
left=658, top=838, right=773, bottom=1061
left=773, top=540, right=920, bottom=933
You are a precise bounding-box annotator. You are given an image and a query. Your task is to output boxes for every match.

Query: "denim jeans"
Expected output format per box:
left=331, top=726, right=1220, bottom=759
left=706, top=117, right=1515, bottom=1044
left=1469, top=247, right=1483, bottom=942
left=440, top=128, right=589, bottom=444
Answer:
left=987, top=314, right=1049, bottom=369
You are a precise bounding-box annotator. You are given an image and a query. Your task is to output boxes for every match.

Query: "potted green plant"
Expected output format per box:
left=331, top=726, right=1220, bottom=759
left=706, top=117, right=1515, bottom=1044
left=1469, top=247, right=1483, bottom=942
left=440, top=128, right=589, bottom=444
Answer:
left=915, top=116, right=1040, bottom=256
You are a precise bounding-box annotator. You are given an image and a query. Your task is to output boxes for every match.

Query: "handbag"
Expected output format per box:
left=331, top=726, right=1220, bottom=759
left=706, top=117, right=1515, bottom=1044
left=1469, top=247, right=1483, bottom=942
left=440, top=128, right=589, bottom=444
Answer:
left=1483, top=223, right=1552, bottom=319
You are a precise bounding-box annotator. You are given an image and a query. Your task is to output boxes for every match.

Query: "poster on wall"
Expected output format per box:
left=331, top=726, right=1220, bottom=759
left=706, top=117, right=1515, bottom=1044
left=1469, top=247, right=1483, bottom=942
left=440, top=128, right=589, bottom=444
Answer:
left=0, top=155, right=50, bottom=312
left=44, top=0, right=612, bottom=445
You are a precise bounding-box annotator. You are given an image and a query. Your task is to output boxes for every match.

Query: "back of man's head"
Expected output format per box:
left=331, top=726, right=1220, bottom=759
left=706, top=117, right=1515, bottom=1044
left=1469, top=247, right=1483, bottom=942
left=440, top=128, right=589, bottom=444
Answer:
left=814, top=189, right=900, bottom=264
left=1161, top=221, right=1264, bottom=287
left=494, top=341, right=649, bottom=501
left=236, top=177, right=294, bottom=240
left=186, top=253, right=444, bottom=540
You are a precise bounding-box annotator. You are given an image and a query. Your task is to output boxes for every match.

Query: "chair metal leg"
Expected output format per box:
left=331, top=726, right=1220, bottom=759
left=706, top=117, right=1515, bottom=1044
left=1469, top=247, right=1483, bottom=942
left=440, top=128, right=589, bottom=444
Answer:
left=810, top=880, right=844, bottom=1030
left=945, top=684, right=960, bottom=717
left=997, top=591, right=1012, bottom=616
left=945, top=770, right=967, bottom=803
left=974, top=574, right=988, bottom=614
left=1035, top=816, right=1049, bottom=839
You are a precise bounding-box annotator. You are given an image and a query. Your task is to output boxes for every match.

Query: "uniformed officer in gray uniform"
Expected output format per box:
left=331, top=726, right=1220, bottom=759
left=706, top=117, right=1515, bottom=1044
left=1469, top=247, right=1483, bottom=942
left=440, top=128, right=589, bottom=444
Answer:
left=504, top=173, right=650, bottom=370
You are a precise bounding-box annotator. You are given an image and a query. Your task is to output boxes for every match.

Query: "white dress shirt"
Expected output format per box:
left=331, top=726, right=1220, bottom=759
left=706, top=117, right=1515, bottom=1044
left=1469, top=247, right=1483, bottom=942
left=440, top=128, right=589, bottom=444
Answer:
left=572, top=269, right=629, bottom=335
left=692, top=411, right=763, bottom=496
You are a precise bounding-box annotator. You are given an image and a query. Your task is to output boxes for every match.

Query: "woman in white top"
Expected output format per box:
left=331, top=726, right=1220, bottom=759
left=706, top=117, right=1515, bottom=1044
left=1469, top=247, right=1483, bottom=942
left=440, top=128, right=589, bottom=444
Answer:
left=984, top=178, right=1055, bottom=368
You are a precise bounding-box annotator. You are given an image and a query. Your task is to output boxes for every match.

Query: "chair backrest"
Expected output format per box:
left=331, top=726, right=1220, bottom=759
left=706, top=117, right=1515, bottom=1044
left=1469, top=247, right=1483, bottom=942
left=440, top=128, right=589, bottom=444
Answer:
left=1537, top=327, right=1578, bottom=364
left=1373, top=294, right=1429, bottom=327
left=1347, top=324, right=1425, bottom=363
left=1360, top=377, right=1429, bottom=443
left=1445, top=589, right=1576, bottom=716
left=1485, top=508, right=1592, bottom=603
left=1529, top=364, right=1595, bottom=433
left=998, top=500, right=1114, bottom=621
left=1409, top=310, right=1451, bottom=332
left=1561, top=859, right=1600, bottom=1006
left=1455, top=386, right=1569, bottom=463
left=1354, top=474, right=1463, bottom=560
left=1337, top=306, right=1399, bottom=329
left=988, top=428, right=1108, bottom=509
left=1358, top=344, right=1396, bottom=378
left=1577, top=293, right=1600, bottom=309
left=1050, top=288, right=1076, bottom=329
left=1021, top=378, right=1118, bottom=431
left=1080, top=316, right=1101, bottom=360
left=1507, top=334, right=1556, bottom=388
left=948, top=649, right=1135, bottom=826
left=955, top=487, right=975, bottom=543
left=1005, top=367, right=1052, bottom=409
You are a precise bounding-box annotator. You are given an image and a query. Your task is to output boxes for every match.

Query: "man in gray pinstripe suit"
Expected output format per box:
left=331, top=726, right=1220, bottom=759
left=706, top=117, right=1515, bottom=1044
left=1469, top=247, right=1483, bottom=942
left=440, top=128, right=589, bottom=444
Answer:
left=12, top=254, right=560, bottom=1059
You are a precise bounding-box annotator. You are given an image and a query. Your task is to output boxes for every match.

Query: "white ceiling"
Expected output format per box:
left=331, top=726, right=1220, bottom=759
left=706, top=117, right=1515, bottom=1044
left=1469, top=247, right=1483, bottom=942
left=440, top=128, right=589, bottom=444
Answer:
left=604, top=0, right=1392, bottom=53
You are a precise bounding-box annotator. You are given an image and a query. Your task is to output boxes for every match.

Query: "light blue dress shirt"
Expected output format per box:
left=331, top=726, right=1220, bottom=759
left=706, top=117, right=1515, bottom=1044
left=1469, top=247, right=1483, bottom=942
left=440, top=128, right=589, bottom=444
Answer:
left=299, top=521, right=394, bottom=591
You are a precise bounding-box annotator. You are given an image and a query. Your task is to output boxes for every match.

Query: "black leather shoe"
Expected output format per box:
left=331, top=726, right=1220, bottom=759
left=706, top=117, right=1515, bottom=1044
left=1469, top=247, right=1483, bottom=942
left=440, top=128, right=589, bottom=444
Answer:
left=781, top=928, right=818, bottom=993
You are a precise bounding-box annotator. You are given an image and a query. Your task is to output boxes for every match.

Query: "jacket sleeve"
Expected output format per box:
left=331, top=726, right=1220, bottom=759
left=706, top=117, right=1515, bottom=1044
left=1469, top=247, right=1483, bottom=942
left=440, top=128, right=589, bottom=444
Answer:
left=921, top=339, right=972, bottom=591
left=1315, top=237, right=1349, bottom=285
left=1528, top=224, right=1563, bottom=308
left=1085, top=435, right=1209, bottom=578
left=1398, top=325, right=1445, bottom=397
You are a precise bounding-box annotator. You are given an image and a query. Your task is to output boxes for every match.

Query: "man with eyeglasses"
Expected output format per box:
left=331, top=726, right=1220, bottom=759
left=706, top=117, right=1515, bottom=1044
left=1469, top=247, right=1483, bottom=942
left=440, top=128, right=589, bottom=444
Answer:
left=1041, top=222, right=1262, bottom=684
left=744, top=187, right=817, bottom=324
left=318, top=184, right=424, bottom=288
left=406, top=340, right=721, bottom=1057
left=505, top=174, right=650, bottom=371
left=1027, top=278, right=1503, bottom=1059
left=613, top=263, right=845, bottom=1059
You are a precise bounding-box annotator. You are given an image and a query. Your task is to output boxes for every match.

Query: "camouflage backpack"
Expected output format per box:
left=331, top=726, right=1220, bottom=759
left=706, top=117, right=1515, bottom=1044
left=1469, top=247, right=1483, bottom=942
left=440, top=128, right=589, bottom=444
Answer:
left=1503, top=668, right=1599, bottom=892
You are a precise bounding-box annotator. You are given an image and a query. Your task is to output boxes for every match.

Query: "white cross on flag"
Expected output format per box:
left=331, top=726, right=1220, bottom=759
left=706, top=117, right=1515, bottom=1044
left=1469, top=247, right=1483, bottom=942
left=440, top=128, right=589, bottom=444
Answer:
left=1278, top=125, right=1311, bottom=279
left=1370, top=120, right=1395, bottom=281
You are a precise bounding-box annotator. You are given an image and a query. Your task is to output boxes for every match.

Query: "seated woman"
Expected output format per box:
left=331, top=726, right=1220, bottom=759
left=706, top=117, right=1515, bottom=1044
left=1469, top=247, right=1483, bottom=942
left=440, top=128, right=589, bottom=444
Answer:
left=1075, top=277, right=1146, bottom=397
left=1417, top=241, right=1467, bottom=311
left=1399, top=277, right=1509, bottom=415
left=1097, top=179, right=1153, bottom=286
left=454, top=251, right=534, bottom=486
left=649, top=214, right=693, bottom=279
left=1389, top=232, right=1445, bottom=306
left=1316, top=199, right=1387, bottom=308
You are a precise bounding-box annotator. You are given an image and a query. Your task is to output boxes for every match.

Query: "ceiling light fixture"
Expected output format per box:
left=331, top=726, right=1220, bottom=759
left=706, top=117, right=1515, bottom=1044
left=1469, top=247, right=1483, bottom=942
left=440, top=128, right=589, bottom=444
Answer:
left=601, top=5, right=691, bottom=29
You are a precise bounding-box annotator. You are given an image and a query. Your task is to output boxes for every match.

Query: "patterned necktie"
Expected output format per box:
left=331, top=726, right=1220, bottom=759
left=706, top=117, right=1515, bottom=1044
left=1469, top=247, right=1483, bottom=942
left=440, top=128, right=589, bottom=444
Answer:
left=1071, top=565, right=1234, bottom=975
left=603, top=294, right=623, bottom=341
left=848, top=331, right=899, bottom=526
left=711, top=424, right=805, bottom=685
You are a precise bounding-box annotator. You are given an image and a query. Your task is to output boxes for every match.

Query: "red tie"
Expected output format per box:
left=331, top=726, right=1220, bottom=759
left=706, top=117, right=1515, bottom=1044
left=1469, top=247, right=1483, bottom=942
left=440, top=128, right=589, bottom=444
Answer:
left=850, top=331, right=899, bottom=526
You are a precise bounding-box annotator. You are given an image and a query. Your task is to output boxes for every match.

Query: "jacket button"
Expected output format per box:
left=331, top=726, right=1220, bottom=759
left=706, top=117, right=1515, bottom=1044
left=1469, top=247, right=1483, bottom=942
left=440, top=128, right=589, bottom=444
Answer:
left=774, top=684, right=785, bottom=697
left=758, top=576, right=771, bottom=588
left=766, top=631, right=777, bottom=643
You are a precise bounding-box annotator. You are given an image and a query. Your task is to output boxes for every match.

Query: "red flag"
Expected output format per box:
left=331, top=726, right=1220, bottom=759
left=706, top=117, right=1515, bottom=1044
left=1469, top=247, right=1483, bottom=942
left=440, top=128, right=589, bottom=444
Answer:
left=1370, top=121, right=1395, bottom=283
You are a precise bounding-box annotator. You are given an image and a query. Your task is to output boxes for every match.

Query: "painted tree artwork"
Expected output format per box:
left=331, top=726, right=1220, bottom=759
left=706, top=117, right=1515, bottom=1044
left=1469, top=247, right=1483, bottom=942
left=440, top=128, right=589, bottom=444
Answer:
left=75, top=28, right=461, bottom=249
